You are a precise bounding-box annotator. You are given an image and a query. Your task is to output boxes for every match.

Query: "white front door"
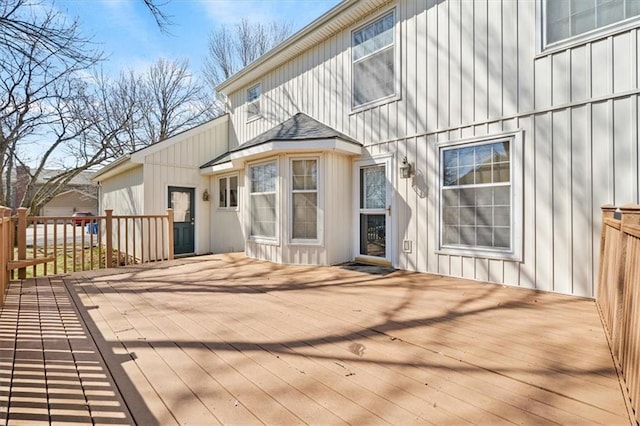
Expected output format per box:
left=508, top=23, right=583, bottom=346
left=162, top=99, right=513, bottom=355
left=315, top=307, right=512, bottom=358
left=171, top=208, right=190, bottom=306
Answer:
left=355, top=157, right=392, bottom=263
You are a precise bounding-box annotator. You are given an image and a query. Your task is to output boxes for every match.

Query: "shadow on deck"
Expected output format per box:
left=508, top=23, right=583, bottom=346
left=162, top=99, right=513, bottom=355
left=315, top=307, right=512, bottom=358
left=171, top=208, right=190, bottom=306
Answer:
left=1, top=253, right=635, bottom=424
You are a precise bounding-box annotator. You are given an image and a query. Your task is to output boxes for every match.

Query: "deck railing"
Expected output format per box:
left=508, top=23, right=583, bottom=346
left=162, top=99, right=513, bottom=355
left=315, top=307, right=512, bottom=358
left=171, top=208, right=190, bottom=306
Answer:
left=0, top=207, right=12, bottom=304
left=0, top=206, right=174, bottom=306
left=597, top=204, right=640, bottom=423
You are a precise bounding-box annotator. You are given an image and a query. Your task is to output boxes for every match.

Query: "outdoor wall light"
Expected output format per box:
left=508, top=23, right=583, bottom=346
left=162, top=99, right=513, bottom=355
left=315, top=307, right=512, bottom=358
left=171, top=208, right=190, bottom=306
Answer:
left=202, top=189, right=210, bottom=202
left=400, top=156, right=413, bottom=179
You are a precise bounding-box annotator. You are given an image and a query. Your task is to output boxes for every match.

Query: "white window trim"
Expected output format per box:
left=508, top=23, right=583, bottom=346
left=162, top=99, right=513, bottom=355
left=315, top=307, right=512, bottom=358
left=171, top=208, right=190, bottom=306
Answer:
left=247, top=158, right=279, bottom=244
left=246, top=82, right=262, bottom=122
left=349, top=6, right=401, bottom=113
left=436, top=131, right=524, bottom=261
left=539, top=0, right=640, bottom=54
left=217, top=173, right=239, bottom=211
left=352, top=153, right=395, bottom=264
left=288, top=155, right=323, bottom=246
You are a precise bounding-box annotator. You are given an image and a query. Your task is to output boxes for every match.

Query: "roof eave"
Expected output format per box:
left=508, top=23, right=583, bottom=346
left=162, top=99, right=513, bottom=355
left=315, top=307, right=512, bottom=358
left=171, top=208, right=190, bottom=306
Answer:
left=91, top=156, right=139, bottom=182
left=216, top=0, right=394, bottom=94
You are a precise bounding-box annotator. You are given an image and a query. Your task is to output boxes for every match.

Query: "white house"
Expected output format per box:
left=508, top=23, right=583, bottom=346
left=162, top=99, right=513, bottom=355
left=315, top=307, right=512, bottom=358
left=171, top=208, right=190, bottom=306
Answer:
left=94, top=0, right=640, bottom=298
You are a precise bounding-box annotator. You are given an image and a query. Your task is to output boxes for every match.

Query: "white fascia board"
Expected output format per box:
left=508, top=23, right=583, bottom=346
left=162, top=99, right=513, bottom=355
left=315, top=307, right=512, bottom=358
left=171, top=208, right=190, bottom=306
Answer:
left=91, top=156, right=138, bottom=182
left=199, top=161, right=236, bottom=176
left=130, top=114, right=229, bottom=163
left=229, top=138, right=362, bottom=162
left=200, top=138, right=362, bottom=176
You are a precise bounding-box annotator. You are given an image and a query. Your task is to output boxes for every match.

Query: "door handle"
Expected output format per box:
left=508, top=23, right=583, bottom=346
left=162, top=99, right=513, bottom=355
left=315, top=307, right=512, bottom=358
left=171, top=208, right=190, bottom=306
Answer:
left=386, top=205, right=391, bottom=216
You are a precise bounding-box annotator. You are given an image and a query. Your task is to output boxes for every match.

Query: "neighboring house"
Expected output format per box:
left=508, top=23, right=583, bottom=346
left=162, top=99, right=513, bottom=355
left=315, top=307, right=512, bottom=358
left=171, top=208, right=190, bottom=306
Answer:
left=37, top=170, right=98, bottom=216
left=11, top=166, right=98, bottom=216
left=94, top=0, right=640, bottom=298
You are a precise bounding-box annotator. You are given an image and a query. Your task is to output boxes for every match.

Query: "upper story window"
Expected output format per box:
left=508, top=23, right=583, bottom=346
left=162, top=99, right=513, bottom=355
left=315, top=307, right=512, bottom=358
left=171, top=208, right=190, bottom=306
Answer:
left=246, top=83, right=261, bottom=121
left=218, top=175, right=238, bottom=209
left=352, top=10, right=396, bottom=109
left=546, top=0, right=640, bottom=45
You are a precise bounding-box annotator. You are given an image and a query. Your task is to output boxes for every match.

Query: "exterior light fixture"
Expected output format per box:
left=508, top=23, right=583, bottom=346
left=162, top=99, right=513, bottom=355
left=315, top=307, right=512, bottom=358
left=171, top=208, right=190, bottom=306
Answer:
left=202, top=189, right=210, bottom=202
left=400, top=156, right=412, bottom=179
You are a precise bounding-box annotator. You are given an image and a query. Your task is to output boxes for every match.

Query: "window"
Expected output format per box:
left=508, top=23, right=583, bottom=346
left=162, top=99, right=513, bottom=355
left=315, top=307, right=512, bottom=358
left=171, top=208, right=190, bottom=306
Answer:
left=291, top=159, right=318, bottom=241
left=249, top=161, right=277, bottom=239
left=352, top=10, right=396, bottom=108
left=546, top=0, right=640, bottom=45
left=218, top=175, right=238, bottom=209
left=246, top=83, right=261, bottom=120
left=440, top=137, right=520, bottom=257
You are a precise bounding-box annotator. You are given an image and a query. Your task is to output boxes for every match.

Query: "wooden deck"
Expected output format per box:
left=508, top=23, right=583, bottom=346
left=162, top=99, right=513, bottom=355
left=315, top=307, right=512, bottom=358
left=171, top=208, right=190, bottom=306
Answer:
left=1, top=253, right=634, bottom=425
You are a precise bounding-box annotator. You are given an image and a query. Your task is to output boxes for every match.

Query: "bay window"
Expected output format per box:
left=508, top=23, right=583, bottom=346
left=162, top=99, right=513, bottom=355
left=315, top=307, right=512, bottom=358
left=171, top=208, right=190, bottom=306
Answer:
left=291, top=159, right=318, bottom=241
left=250, top=161, right=277, bottom=239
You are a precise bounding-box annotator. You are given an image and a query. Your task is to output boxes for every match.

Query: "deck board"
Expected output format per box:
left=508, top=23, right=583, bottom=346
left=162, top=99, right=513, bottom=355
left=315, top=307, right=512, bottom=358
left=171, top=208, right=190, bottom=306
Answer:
left=0, top=253, right=634, bottom=425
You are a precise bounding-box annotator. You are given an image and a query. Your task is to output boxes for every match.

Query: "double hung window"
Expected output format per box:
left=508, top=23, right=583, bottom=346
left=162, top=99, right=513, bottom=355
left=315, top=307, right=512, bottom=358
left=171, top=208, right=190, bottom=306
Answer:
left=352, top=10, right=396, bottom=108
left=249, top=161, right=277, bottom=239
left=291, top=159, right=318, bottom=241
left=440, top=137, right=519, bottom=257
left=246, top=83, right=261, bottom=120
left=218, top=175, right=238, bottom=209
left=546, top=0, right=640, bottom=45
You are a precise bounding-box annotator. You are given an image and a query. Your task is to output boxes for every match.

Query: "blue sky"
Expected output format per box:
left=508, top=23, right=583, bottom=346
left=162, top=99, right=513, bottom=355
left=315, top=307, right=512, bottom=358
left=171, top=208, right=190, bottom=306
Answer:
left=55, top=0, right=342, bottom=77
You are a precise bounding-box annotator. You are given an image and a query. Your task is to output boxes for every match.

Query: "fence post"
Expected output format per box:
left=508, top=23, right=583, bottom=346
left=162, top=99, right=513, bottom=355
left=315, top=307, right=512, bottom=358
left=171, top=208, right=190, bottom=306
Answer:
left=598, top=205, right=618, bottom=299
left=105, top=209, right=113, bottom=268
left=166, top=208, right=174, bottom=260
left=17, top=207, right=27, bottom=279
left=1, top=207, right=9, bottom=304
left=614, top=204, right=640, bottom=358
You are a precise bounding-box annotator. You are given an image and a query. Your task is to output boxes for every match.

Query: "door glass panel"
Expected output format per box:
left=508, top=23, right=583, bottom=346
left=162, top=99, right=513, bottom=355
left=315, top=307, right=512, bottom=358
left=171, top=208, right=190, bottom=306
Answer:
left=171, top=191, right=191, bottom=222
left=360, top=165, right=386, bottom=209
left=360, top=214, right=386, bottom=257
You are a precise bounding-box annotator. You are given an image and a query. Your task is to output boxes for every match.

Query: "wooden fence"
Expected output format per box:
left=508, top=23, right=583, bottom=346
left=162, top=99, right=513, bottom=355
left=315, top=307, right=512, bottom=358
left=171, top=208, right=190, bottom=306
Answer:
left=0, top=206, right=174, bottom=306
left=0, top=207, right=12, bottom=305
left=597, top=204, right=640, bottom=423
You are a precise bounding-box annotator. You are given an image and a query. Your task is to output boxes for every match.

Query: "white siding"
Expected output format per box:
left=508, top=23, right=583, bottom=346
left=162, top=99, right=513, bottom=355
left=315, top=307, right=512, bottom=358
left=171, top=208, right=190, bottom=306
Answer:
left=100, top=166, right=144, bottom=215
left=142, top=120, right=229, bottom=255
left=211, top=171, right=245, bottom=254
left=223, top=0, right=640, bottom=297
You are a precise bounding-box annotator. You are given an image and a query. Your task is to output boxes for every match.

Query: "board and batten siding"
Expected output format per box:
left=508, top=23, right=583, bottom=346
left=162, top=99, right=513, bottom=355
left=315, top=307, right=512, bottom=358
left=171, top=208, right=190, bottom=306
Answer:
left=100, top=166, right=144, bottom=216
left=211, top=171, right=245, bottom=254
left=225, top=0, right=640, bottom=297
left=142, top=118, right=229, bottom=255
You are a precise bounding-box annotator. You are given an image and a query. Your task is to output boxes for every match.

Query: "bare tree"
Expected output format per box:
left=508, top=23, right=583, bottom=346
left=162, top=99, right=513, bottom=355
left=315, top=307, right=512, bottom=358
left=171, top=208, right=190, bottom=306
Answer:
left=142, top=0, right=173, bottom=32
left=203, top=18, right=292, bottom=90
left=0, top=0, right=177, bottom=212
left=140, top=57, right=214, bottom=144
left=0, top=0, right=101, bottom=210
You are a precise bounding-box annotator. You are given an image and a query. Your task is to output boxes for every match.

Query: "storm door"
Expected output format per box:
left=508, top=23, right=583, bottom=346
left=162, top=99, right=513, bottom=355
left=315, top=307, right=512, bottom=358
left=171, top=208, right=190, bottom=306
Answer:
left=358, top=163, right=391, bottom=261
left=168, top=186, right=195, bottom=255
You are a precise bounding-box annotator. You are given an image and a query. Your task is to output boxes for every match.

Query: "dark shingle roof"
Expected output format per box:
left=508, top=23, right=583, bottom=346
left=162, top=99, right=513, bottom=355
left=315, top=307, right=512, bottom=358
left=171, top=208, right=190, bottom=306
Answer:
left=200, top=113, right=360, bottom=169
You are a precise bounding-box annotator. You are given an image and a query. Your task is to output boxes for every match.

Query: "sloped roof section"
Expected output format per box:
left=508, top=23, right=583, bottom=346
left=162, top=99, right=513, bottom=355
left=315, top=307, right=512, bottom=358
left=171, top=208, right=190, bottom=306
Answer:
left=200, top=113, right=361, bottom=169
left=217, top=0, right=394, bottom=94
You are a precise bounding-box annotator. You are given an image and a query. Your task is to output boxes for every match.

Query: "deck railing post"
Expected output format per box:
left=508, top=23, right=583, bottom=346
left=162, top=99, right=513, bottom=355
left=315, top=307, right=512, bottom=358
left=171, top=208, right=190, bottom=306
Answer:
left=17, top=207, right=27, bottom=279
left=614, top=204, right=640, bottom=359
left=598, top=205, right=618, bottom=300
left=1, top=207, right=10, bottom=304
left=105, top=209, right=113, bottom=268
left=166, top=208, right=174, bottom=261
